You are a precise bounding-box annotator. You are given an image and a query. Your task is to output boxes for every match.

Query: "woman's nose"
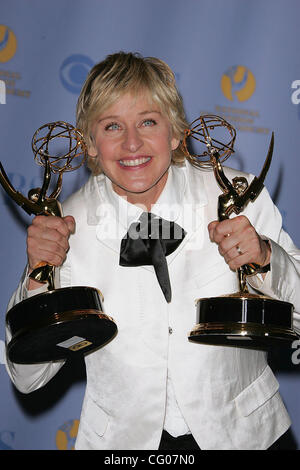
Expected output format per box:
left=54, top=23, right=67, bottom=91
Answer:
left=121, top=127, right=143, bottom=152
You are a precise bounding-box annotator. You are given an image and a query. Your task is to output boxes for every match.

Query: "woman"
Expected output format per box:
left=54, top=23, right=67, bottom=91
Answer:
left=6, top=52, right=300, bottom=450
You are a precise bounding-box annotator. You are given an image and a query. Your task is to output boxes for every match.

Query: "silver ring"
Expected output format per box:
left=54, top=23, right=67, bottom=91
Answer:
left=236, top=245, right=243, bottom=256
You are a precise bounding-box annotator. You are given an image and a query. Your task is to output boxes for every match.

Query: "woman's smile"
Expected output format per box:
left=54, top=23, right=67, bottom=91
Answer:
left=118, top=155, right=152, bottom=168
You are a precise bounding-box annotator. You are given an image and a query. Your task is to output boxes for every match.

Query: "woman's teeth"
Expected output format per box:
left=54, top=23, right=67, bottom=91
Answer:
left=119, top=157, right=151, bottom=167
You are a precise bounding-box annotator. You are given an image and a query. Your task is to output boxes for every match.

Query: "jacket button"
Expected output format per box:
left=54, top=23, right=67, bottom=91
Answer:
left=168, top=327, right=173, bottom=334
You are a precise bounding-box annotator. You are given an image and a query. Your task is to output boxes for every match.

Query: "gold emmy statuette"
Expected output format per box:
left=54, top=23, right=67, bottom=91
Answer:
left=182, top=115, right=297, bottom=349
left=0, top=121, right=117, bottom=363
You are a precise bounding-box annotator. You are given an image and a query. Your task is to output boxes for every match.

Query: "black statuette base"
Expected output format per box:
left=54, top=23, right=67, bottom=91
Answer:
left=6, top=286, right=117, bottom=364
left=189, top=293, right=298, bottom=350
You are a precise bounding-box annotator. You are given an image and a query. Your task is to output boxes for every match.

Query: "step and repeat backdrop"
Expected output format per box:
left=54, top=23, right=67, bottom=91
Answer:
left=0, top=0, right=300, bottom=450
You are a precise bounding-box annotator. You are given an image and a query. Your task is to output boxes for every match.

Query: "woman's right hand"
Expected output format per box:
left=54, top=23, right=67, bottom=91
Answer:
left=26, top=214, right=75, bottom=290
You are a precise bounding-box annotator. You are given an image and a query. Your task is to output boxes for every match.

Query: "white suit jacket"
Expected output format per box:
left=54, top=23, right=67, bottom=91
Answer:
left=6, top=162, right=300, bottom=450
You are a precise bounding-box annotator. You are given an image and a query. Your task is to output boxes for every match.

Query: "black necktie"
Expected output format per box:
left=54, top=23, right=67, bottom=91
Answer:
left=119, top=212, right=186, bottom=302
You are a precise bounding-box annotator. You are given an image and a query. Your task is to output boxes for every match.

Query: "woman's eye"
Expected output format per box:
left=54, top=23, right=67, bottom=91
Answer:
left=142, top=119, right=156, bottom=127
left=105, top=122, right=120, bottom=131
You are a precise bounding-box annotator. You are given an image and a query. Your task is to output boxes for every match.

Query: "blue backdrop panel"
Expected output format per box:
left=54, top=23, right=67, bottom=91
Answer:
left=0, top=0, right=299, bottom=450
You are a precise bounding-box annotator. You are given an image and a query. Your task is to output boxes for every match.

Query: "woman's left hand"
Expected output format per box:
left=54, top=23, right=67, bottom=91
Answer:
left=208, top=215, right=271, bottom=272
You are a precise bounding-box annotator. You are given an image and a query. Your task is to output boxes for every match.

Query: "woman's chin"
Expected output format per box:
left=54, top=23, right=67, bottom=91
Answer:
left=110, top=169, right=169, bottom=202
left=113, top=183, right=152, bottom=196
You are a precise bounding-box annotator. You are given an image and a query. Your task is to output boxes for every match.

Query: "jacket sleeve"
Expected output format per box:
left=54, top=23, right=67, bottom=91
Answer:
left=246, top=186, right=300, bottom=335
left=5, top=267, right=65, bottom=394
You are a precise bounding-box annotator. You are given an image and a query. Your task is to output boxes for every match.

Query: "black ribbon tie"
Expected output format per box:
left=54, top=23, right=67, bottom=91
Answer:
left=119, top=212, right=186, bottom=302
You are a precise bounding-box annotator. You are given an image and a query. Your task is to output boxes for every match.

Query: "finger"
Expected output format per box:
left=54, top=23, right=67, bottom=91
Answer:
left=210, top=217, right=244, bottom=243
left=223, top=237, right=270, bottom=271
left=226, top=253, right=249, bottom=271
left=209, top=216, right=268, bottom=267
left=223, top=243, right=246, bottom=266
left=28, top=224, right=70, bottom=253
left=32, top=215, right=72, bottom=238
left=217, top=234, right=239, bottom=257
left=27, top=216, right=73, bottom=270
left=31, top=215, right=75, bottom=249
left=209, top=220, right=234, bottom=244
left=27, top=240, right=68, bottom=270
left=27, top=250, right=68, bottom=273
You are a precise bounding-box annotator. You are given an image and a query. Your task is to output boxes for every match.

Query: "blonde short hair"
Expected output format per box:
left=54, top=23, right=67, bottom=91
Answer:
left=76, top=51, right=188, bottom=175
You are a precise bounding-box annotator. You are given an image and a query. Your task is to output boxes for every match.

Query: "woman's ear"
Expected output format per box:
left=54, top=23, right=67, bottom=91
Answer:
left=87, top=135, right=98, bottom=157
left=171, top=136, right=180, bottom=151
left=88, top=146, right=98, bottom=157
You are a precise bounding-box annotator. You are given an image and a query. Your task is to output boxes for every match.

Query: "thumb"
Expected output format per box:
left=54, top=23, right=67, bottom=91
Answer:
left=207, top=220, right=218, bottom=241
left=63, top=215, right=76, bottom=234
